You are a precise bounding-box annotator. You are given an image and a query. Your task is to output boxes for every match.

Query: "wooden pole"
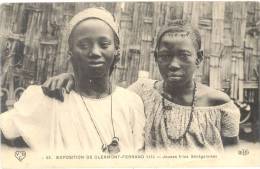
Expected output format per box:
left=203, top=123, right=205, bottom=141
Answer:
left=257, top=61, right=260, bottom=141
left=183, top=2, right=192, bottom=22
left=257, top=16, right=260, bottom=141
left=231, top=2, right=247, bottom=101
left=191, top=2, right=199, bottom=28
left=230, top=56, right=236, bottom=98
left=209, top=2, right=225, bottom=90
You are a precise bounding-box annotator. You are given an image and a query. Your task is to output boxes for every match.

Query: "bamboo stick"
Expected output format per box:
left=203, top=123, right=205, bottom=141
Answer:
left=230, top=51, right=238, bottom=99
left=182, top=2, right=192, bottom=22
left=231, top=2, right=247, bottom=101
left=164, top=2, right=170, bottom=25
left=209, top=2, right=225, bottom=89
left=191, top=2, right=199, bottom=27
left=257, top=62, right=260, bottom=141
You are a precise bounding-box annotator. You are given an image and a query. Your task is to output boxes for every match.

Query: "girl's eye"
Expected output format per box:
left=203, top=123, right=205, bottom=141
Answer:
left=179, top=52, right=191, bottom=59
left=157, top=53, right=172, bottom=62
left=100, top=41, right=111, bottom=48
left=158, top=52, right=170, bottom=58
left=164, top=55, right=171, bottom=59
left=79, top=43, right=89, bottom=49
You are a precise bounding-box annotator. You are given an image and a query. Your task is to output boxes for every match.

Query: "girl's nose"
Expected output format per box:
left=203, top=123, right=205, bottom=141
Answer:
left=90, top=44, right=101, bottom=57
left=169, top=57, right=181, bottom=69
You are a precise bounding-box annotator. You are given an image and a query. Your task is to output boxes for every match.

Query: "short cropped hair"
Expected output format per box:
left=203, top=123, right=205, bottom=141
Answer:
left=155, top=19, right=202, bottom=55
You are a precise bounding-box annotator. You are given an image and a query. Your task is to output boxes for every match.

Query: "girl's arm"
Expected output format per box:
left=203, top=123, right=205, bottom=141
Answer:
left=220, top=102, right=240, bottom=148
left=222, top=136, right=239, bottom=147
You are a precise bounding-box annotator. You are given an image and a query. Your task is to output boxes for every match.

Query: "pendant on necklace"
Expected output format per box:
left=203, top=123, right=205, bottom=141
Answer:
left=164, top=105, right=172, bottom=110
left=102, top=144, right=108, bottom=153
left=162, top=98, right=172, bottom=110
left=107, top=137, right=120, bottom=154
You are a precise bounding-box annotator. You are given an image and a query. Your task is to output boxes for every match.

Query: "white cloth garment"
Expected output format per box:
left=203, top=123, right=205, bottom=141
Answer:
left=0, top=85, right=145, bottom=153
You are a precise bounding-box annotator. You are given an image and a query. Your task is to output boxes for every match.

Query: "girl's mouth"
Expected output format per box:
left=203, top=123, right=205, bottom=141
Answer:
left=167, top=73, right=183, bottom=81
left=168, top=76, right=182, bottom=81
left=88, top=61, right=105, bottom=68
left=167, top=72, right=183, bottom=77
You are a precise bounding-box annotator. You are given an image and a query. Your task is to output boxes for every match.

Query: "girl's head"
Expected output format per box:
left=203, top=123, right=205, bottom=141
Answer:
left=154, top=20, right=203, bottom=87
left=67, top=7, right=120, bottom=79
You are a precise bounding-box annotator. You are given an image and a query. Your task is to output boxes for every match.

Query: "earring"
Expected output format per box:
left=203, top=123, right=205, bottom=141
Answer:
left=66, top=51, right=72, bottom=63
left=114, top=50, right=120, bottom=57
left=196, top=58, right=201, bottom=65
left=196, top=62, right=200, bottom=68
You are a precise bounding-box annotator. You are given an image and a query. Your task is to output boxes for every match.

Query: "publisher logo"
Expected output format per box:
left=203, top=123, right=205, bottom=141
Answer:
left=238, top=149, right=249, bottom=156
left=15, top=151, right=26, bottom=161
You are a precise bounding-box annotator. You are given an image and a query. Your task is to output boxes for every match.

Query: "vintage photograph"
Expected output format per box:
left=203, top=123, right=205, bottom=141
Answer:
left=0, top=1, right=260, bottom=168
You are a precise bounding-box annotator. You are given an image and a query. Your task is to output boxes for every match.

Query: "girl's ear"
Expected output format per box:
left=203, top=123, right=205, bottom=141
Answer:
left=67, top=51, right=74, bottom=65
left=109, top=50, right=120, bottom=75
left=67, top=51, right=72, bottom=59
left=114, top=49, right=120, bottom=64
left=196, top=50, right=203, bottom=65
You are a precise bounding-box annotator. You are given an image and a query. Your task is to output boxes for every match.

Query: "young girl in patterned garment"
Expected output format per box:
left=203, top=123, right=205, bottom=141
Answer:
left=42, top=20, right=240, bottom=153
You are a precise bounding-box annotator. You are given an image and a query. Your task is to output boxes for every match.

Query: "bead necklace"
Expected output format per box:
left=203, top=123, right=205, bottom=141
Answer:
left=162, top=81, right=197, bottom=142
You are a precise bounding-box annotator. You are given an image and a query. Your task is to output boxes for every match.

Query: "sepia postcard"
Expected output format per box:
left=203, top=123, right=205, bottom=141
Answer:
left=0, top=1, right=260, bottom=168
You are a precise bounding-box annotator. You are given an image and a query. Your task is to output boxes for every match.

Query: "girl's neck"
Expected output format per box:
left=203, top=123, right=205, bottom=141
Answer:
left=75, top=74, right=112, bottom=99
left=164, top=80, right=194, bottom=97
left=162, top=80, right=196, bottom=106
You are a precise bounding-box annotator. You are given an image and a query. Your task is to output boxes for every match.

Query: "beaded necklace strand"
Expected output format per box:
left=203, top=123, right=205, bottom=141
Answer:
left=162, top=81, right=197, bottom=142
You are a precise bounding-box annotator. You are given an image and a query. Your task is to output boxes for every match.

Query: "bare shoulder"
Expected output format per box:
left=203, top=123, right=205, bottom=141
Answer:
left=197, top=83, right=231, bottom=106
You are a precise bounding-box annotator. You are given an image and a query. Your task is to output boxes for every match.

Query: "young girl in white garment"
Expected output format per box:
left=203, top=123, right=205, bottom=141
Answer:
left=0, top=7, right=145, bottom=153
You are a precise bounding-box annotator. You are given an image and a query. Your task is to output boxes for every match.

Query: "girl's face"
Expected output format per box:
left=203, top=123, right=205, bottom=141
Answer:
left=70, top=19, right=116, bottom=78
left=156, top=32, right=200, bottom=87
